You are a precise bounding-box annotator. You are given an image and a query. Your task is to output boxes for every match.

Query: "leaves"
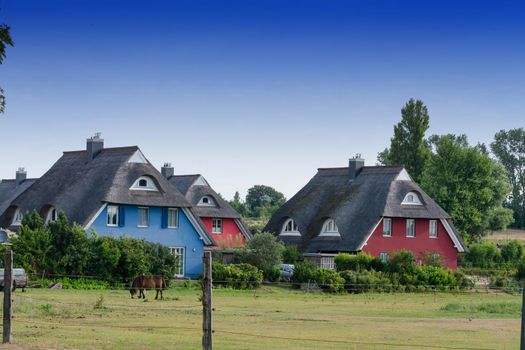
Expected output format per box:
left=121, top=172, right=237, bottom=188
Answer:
left=0, top=24, right=13, bottom=114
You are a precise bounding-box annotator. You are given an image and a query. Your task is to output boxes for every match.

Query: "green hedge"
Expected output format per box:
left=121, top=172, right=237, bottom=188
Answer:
left=212, top=263, right=263, bottom=289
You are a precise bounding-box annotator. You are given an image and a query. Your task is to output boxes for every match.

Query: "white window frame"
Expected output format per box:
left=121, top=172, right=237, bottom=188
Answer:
left=198, top=196, right=216, bottom=207
left=46, top=208, right=58, bottom=224
left=383, top=218, right=392, bottom=237
left=107, top=205, right=119, bottom=227
left=169, top=247, right=185, bottom=277
left=320, top=219, right=340, bottom=236
left=212, top=218, right=223, bottom=234
left=280, top=218, right=300, bottom=236
left=137, top=207, right=149, bottom=227
left=130, top=176, right=158, bottom=192
left=401, top=192, right=423, bottom=205
left=379, top=252, right=389, bottom=263
left=406, top=219, right=415, bottom=238
left=168, top=208, right=178, bottom=228
left=429, top=220, right=438, bottom=238
left=12, top=209, right=23, bottom=226
left=320, top=256, right=335, bottom=270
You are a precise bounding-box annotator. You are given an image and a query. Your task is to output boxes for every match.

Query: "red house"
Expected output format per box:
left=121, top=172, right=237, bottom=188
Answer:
left=264, top=156, right=466, bottom=269
left=162, top=164, right=252, bottom=248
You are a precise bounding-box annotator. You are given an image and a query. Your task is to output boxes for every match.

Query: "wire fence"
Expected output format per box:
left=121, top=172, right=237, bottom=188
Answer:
left=2, top=270, right=523, bottom=349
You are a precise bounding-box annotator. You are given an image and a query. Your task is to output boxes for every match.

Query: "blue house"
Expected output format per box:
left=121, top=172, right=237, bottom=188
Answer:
left=0, top=134, right=216, bottom=278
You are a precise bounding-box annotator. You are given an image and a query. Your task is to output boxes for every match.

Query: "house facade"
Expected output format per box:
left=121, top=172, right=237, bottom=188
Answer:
left=264, top=156, right=466, bottom=269
left=0, top=135, right=216, bottom=278
left=164, top=168, right=252, bottom=248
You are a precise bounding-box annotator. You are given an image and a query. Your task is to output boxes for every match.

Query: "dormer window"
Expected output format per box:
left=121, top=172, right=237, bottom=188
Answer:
left=46, top=208, right=58, bottom=224
left=130, top=176, right=159, bottom=191
left=198, top=196, right=216, bottom=207
left=320, top=218, right=340, bottom=237
left=280, top=218, right=300, bottom=236
left=401, top=192, right=422, bottom=205
left=12, top=209, right=23, bottom=226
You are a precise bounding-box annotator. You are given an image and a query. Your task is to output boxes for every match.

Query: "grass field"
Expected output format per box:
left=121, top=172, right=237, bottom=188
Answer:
left=485, top=229, right=525, bottom=242
left=1, top=285, right=521, bottom=349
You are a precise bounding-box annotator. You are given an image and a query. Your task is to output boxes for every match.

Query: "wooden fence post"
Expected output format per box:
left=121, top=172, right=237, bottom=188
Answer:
left=202, top=251, right=212, bottom=350
left=3, top=250, right=13, bottom=344
left=520, top=284, right=525, bottom=350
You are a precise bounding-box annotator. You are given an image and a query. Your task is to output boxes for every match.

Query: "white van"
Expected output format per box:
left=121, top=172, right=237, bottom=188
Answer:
left=0, top=268, right=28, bottom=291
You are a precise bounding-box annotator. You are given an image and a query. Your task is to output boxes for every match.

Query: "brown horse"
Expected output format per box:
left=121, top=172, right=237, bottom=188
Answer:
left=129, top=274, right=166, bottom=300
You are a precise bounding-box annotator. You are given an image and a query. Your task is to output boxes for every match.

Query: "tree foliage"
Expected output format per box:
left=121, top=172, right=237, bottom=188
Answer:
left=9, top=210, right=177, bottom=283
left=421, top=134, right=514, bottom=241
left=236, top=232, right=284, bottom=280
left=0, top=24, right=14, bottom=113
left=491, top=128, right=525, bottom=228
left=245, top=185, right=286, bottom=219
left=377, top=99, right=431, bottom=183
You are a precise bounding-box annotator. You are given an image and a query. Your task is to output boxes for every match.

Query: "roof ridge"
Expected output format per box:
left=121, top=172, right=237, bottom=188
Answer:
left=63, top=145, right=139, bottom=155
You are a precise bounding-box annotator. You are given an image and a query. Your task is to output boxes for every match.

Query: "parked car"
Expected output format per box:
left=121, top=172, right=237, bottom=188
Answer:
left=0, top=268, right=28, bottom=291
left=280, top=264, right=294, bottom=281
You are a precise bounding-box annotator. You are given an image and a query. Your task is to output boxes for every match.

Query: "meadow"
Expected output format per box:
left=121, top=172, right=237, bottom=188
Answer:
left=1, top=285, right=521, bottom=350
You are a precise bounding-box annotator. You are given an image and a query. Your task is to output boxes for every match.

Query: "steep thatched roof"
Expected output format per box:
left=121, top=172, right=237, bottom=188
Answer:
left=168, top=174, right=252, bottom=239
left=0, top=146, right=216, bottom=246
left=264, top=166, right=466, bottom=253
left=0, top=178, right=37, bottom=223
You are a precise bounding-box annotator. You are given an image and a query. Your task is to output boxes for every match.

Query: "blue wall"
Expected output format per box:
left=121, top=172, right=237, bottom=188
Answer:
left=89, top=204, right=205, bottom=278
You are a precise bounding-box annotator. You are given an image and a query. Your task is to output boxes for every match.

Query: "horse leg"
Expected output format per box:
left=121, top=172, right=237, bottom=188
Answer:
left=155, top=289, right=159, bottom=300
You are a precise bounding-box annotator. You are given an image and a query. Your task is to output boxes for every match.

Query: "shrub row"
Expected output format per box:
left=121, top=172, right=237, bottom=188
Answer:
left=212, top=263, right=263, bottom=289
left=1, top=210, right=178, bottom=284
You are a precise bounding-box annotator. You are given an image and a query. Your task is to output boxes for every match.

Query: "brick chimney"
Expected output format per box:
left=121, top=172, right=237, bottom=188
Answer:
left=161, top=163, right=174, bottom=179
left=86, top=132, right=104, bottom=160
left=15, top=167, right=27, bottom=185
left=349, top=154, right=365, bottom=180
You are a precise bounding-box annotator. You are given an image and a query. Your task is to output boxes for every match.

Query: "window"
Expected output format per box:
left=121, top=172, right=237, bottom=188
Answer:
left=429, top=220, right=438, bottom=238
left=280, top=218, right=300, bottom=236
left=169, top=247, right=185, bottom=277
left=379, top=252, right=389, bottom=263
left=130, top=176, right=158, bottom=191
left=168, top=208, right=178, bottom=228
left=13, top=209, right=23, bottom=225
left=212, top=218, right=223, bottom=234
left=320, top=219, right=339, bottom=236
left=46, top=208, right=57, bottom=224
left=107, top=205, right=119, bottom=226
left=406, top=219, right=415, bottom=237
left=383, top=218, right=392, bottom=237
left=320, top=256, right=335, bottom=270
left=138, top=207, right=149, bottom=227
left=198, top=196, right=215, bottom=207
left=401, top=192, right=422, bottom=205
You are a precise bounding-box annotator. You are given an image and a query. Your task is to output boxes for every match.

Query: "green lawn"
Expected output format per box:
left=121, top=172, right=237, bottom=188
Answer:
left=1, top=285, right=521, bottom=349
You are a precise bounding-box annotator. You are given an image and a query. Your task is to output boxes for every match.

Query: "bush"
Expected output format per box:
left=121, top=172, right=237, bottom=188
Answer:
left=516, top=258, right=525, bottom=280
left=292, top=261, right=318, bottom=284
left=339, top=270, right=392, bottom=293
left=416, top=265, right=456, bottom=289
left=386, top=250, right=417, bottom=275
left=501, top=240, right=523, bottom=263
left=463, top=242, right=501, bottom=268
left=32, top=277, right=112, bottom=290
left=315, top=269, right=345, bottom=293
left=212, top=263, right=263, bottom=289
left=237, top=232, right=284, bottom=280
left=335, top=252, right=384, bottom=272
left=282, top=245, right=303, bottom=264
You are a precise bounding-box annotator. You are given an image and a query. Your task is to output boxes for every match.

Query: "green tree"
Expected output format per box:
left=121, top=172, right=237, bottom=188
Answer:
left=421, top=134, right=514, bottom=241
left=377, top=99, right=431, bottom=183
left=491, top=128, right=525, bottom=228
left=245, top=185, right=286, bottom=219
left=229, top=191, right=247, bottom=216
left=0, top=23, right=14, bottom=113
left=240, top=232, right=284, bottom=279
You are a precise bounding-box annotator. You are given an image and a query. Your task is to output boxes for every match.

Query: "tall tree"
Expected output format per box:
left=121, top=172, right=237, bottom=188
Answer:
left=421, top=134, right=514, bottom=241
left=229, top=191, right=247, bottom=217
left=378, top=99, right=430, bottom=183
left=491, top=128, right=525, bottom=228
left=245, top=185, right=286, bottom=219
left=0, top=23, right=14, bottom=113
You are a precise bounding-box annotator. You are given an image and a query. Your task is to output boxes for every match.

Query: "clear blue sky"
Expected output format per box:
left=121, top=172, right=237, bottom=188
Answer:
left=0, top=0, right=524, bottom=199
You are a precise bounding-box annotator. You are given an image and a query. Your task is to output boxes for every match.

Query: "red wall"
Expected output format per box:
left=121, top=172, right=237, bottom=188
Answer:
left=200, top=217, right=246, bottom=248
left=362, top=217, right=459, bottom=269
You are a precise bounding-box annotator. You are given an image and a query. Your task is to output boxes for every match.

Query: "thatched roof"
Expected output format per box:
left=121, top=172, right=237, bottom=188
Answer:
left=264, top=166, right=466, bottom=253
left=0, top=146, right=216, bottom=245
left=0, top=178, right=37, bottom=223
left=168, top=174, right=252, bottom=239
